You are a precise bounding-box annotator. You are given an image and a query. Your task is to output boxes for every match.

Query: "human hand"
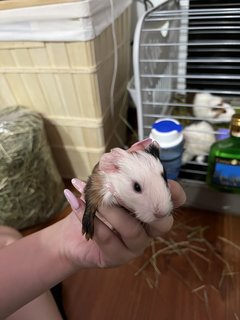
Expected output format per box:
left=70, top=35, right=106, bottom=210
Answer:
left=62, top=177, right=185, bottom=269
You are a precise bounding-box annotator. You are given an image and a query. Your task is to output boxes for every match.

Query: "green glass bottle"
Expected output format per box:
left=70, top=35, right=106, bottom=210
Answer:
left=207, top=113, right=240, bottom=193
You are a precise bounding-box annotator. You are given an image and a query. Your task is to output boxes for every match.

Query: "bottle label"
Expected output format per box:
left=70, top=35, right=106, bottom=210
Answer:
left=213, top=157, right=240, bottom=188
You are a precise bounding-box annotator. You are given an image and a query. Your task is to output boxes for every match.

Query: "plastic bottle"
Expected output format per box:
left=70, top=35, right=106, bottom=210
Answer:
left=150, top=118, right=184, bottom=180
left=207, top=113, right=240, bottom=193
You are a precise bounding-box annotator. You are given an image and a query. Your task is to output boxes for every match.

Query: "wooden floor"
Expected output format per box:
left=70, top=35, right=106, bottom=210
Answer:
left=62, top=207, right=240, bottom=320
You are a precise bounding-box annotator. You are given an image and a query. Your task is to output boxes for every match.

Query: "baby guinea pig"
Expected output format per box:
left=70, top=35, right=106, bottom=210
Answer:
left=82, top=139, right=173, bottom=240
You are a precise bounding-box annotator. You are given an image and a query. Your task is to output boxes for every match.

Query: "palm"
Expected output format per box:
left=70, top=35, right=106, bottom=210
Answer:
left=63, top=212, right=127, bottom=269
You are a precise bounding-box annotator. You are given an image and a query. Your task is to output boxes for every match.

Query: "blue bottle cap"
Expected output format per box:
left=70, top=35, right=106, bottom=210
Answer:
left=152, top=119, right=182, bottom=133
left=150, top=118, right=183, bottom=148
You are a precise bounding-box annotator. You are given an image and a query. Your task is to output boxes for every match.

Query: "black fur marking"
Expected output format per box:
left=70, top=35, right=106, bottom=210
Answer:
left=82, top=204, right=96, bottom=240
left=144, top=143, right=160, bottom=160
left=162, top=167, right=168, bottom=185
left=82, top=175, right=98, bottom=240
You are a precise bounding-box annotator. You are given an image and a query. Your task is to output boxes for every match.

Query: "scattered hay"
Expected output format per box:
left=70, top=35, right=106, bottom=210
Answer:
left=134, top=220, right=240, bottom=315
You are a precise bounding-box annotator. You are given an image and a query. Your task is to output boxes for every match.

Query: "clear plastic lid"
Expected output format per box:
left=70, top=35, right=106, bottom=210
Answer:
left=150, top=118, right=183, bottom=148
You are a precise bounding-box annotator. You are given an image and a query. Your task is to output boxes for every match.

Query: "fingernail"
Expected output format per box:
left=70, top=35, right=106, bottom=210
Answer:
left=71, top=178, right=85, bottom=192
left=142, top=137, right=153, bottom=143
left=64, top=189, right=80, bottom=210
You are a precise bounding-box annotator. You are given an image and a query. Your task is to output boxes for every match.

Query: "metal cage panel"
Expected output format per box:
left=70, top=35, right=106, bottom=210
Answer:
left=134, top=0, right=240, bottom=181
left=133, top=0, right=240, bottom=214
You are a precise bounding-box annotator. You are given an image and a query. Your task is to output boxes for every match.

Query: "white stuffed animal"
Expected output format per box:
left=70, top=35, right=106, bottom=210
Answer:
left=193, top=92, right=235, bottom=123
left=182, top=121, right=216, bottom=164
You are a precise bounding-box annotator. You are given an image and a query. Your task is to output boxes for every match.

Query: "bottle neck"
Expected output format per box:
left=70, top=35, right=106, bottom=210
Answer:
left=231, top=131, right=240, bottom=138
left=230, top=115, right=240, bottom=137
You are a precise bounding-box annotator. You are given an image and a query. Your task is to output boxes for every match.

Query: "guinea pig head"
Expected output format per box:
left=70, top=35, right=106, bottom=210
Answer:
left=99, top=140, right=173, bottom=223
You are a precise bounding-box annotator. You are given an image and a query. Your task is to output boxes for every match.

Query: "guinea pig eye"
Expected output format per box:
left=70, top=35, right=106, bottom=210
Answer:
left=133, top=182, right=142, bottom=193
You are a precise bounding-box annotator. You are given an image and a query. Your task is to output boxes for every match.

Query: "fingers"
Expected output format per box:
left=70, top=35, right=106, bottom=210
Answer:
left=64, top=182, right=150, bottom=255
left=146, top=181, right=185, bottom=238
left=63, top=178, right=185, bottom=257
left=64, top=189, right=80, bottom=211
left=71, top=179, right=86, bottom=194
left=147, top=215, right=174, bottom=238
left=63, top=178, right=86, bottom=213
left=92, top=218, right=137, bottom=266
left=63, top=189, right=130, bottom=266
left=97, top=206, right=150, bottom=255
left=63, top=189, right=85, bottom=222
left=67, top=177, right=185, bottom=221
left=168, top=180, right=186, bottom=208
left=64, top=189, right=149, bottom=266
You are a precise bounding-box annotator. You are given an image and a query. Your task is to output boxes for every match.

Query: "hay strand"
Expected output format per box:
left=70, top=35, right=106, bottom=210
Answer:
left=134, top=219, right=240, bottom=316
left=0, top=106, right=65, bottom=229
left=219, top=236, right=240, bottom=252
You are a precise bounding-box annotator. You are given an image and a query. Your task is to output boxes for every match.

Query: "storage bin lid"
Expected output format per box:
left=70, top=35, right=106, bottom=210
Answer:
left=0, top=0, right=131, bottom=41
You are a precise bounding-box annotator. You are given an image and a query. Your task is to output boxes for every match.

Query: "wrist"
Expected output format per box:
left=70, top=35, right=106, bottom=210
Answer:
left=40, top=214, right=81, bottom=276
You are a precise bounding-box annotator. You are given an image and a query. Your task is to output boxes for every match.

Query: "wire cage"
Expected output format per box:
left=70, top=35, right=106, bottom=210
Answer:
left=133, top=0, right=240, bottom=213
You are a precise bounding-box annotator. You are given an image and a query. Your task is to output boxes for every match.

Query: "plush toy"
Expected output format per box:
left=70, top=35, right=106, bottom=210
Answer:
left=182, top=121, right=216, bottom=164
left=193, top=92, right=235, bottom=123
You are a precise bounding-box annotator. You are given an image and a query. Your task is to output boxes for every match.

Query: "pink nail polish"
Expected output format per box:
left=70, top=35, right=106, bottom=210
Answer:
left=64, top=189, right=80, bottom=210
left=71, top=178, right=84, bottom=192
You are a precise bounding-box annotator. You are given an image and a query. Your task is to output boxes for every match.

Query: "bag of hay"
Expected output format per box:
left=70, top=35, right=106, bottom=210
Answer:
left=0, top=106, right=66, bottom=229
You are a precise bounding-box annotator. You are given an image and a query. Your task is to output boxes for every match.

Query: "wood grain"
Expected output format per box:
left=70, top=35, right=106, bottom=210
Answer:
left=62, top=207, right=240, bottom=320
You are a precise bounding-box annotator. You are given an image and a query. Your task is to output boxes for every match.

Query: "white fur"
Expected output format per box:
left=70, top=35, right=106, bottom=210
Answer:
left=182, top=121, right=216, bottom=164
left=193, top=92, right=235, bottom=123
left=102, top=150, right=173, bottom=223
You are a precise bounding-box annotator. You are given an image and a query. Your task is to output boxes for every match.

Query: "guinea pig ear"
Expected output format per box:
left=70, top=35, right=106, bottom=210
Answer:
left=143, top=140, right=161, bottom=160
left=127, top=138, right=153, bottom=153
left=99, top=148, right=126, bottom=173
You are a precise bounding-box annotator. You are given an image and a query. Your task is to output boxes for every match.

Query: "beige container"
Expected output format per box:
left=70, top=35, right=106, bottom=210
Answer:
left=50, top=110, right=128, bottom=179
left=0, top=5, right=131, bottom=179
left=0, top=9, right=131, bottom=118
left=46, top=89, right=129, bottom=179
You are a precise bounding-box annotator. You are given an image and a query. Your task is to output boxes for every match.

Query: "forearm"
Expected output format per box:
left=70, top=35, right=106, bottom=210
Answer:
left=0, top=217, right=77, bottom=318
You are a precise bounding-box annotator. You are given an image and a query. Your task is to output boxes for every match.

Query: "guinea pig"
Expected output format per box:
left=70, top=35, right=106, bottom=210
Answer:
left=82, top=139, right=173, bottom=240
